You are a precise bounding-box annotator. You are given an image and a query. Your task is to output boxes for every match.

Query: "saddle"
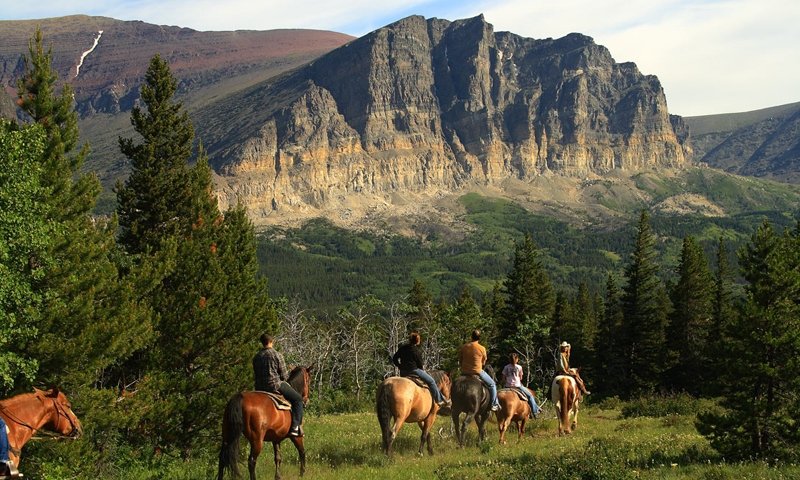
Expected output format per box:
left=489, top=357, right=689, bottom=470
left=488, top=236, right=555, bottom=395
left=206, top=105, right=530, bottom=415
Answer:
left=405, top=374, right=428, bottom=389
left=253, top=391, right=292, bottom=410
left=499, top=387, right=528, bottom=402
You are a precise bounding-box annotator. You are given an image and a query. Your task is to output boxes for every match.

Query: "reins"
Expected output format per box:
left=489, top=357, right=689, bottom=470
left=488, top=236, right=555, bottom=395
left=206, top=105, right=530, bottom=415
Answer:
left=0, top=396, right=78, bottom=442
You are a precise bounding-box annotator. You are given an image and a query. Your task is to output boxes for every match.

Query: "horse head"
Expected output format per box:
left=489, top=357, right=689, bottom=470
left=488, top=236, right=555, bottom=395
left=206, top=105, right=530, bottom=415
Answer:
left=34, top=387, right=82, bottom=439
left=288, top=365, right=313, bottom=406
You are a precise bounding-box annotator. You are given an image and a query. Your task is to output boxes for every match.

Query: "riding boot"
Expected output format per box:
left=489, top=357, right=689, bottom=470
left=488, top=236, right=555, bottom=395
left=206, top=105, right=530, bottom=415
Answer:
left=2, top=460, right=20, bottom=479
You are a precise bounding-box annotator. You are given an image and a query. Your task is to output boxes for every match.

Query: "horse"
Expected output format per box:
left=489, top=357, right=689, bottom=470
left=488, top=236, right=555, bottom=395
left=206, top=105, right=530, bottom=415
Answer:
left=376, top=370, right=451, bottom=456
left=450, top=366, right=494, bottom=447
left=216, top=365, right=312, bottom=480
left=551, top=374, right=581, bottom=436
left=495, top=388, right=537, bottom=444
left=0, top=387, right=82, bottom=472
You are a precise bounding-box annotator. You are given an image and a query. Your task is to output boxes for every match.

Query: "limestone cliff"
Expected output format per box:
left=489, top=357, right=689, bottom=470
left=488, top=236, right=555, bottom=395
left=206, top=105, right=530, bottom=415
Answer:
left=201, top=15, right=690, bottom=218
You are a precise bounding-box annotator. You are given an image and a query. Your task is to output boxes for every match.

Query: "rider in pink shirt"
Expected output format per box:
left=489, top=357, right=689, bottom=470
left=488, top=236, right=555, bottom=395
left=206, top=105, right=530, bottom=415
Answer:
left=501, top=353, right=541, bottom=418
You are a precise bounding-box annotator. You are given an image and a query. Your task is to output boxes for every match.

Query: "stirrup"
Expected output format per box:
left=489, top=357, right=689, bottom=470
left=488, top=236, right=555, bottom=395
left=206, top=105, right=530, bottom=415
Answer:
left=3, top=460, right=20, bottom=478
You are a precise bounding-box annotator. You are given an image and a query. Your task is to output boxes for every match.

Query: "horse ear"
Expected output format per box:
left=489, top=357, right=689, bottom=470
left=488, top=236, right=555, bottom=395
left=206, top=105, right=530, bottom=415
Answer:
left=49, top=386, right=61, bottom=397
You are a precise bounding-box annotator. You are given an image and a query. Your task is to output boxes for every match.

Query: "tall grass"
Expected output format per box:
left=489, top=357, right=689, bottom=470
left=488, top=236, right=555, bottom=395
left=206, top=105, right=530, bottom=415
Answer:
left=69, top=397, right=799, bottom=480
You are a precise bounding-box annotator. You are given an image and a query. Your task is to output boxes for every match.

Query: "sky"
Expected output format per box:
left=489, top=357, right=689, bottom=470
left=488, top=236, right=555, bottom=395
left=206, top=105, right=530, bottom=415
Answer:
left=2, top=0, right=799, bottom=117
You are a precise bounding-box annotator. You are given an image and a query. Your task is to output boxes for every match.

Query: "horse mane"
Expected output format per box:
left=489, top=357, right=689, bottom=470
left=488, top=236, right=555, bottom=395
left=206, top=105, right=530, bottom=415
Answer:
left=429, top=370, right=449, bottom=384
left=287, top=366, right=305, bottom=382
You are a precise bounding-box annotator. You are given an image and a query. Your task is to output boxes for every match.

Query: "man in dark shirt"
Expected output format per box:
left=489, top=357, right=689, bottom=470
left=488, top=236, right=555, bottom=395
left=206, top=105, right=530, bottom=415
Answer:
left=253, top=333, right=304, bottom=437
left=392, top=332, right=450, bottom=407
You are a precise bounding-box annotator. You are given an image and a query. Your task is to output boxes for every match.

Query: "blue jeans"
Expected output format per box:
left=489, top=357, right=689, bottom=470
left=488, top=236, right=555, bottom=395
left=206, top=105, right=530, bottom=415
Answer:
left=478, top=370, right=499, bottom=408
left=518, top=386, right=541, bottom=415
left=0, top=417, right=8, bottom=462
left=410, top=369, right=445, bottom=403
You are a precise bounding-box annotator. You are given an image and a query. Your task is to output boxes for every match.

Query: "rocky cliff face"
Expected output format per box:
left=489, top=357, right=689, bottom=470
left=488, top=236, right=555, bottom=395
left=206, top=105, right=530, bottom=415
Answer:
left=203, top=15, right=690, bottom=218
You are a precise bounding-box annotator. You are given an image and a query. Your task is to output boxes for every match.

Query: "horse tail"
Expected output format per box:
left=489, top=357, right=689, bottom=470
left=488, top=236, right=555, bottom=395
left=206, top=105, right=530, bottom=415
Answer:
left=558, top=379, right=572, bottom=434
left=218, top=392, right=244, bottom=479
left=376, top=382, right=394, bottom=453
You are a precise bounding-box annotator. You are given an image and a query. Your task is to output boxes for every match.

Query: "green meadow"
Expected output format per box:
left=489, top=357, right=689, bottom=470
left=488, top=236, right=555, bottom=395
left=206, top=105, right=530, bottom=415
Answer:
left=117, top=397, right=798, bottom=480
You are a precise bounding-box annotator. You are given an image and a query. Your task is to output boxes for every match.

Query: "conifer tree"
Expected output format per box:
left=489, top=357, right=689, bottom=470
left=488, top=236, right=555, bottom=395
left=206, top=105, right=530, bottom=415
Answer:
left=665, top=236, right=713, bottom=393
left=621, top=211, right=669, bottom=397
left=708, top=237, right=737, bottom=384
left=14, top=29, right=156, bottom=394
left=595, top=274, right=625, bottom=396
left=116, top=55, right=268, bottom=453
left=697, top=222, right=800, bottom=461
left=0, top=121, right=49, bottom=392
left=500, top=234, right=554, bottom=356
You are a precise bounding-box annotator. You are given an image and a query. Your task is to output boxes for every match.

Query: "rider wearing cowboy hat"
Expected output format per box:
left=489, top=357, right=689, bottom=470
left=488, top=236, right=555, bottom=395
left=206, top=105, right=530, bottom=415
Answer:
left=556, top=341, right=590, bottom=395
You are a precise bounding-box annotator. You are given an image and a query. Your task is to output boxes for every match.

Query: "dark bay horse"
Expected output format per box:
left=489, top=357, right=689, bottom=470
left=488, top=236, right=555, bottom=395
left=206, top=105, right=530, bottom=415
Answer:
left=450, top=366, right=494, bottom=447
left=376, top=370, right=451, bottom=456
left=217, top=366, right=312, bottom=480
left=0, top=388, right=82, bottom=469
left=495, top=388, right=536, bottom=444
left=551, top=374, right=581, bottom=436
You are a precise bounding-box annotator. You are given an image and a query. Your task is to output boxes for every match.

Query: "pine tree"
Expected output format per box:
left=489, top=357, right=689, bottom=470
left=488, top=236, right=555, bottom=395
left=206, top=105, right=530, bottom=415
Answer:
left=621, top=211, right=669, bottom=397
left=595, top=274, right=625, bottom=396
left=500, top=234, right=554, bottom=355
left=665, top=236, right=713, bottom=393
left=116, top=54, right=196, bottom=255
left=697, top=221, right=800, bottom=461
left=16, top=27, right=95, bottom=219
left=708, top=236, right=737, bottom=385
left=0, top=121, right=49, bottom=392
left=115, top=56, right=269, bottom=454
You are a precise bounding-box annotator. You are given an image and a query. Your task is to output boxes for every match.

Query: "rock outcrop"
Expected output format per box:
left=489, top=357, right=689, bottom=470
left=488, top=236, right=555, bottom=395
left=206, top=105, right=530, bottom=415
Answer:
left=203, top=15, right=690, bottom=218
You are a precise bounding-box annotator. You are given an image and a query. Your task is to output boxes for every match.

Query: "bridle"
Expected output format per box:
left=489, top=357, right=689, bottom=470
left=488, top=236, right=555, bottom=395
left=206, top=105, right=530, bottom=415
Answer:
left=0, top=394, right=80, bottom=441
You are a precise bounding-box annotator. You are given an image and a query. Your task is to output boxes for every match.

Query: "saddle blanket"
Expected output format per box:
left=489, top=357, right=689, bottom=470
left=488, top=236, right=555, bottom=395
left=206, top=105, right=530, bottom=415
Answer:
left=499, top=387, right=528, bottom=402
left=404, top=375, right=429, bottom=388
left=253, top=391, right=292, bottom=410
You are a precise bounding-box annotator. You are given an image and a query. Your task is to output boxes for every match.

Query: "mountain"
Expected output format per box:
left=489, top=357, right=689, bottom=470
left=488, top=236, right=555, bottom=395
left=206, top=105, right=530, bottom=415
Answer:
left=196, top=14, right=691, bottom=224
left=685, top=102, right=800, bottom=183
left=0, top=15, right=353, bottom=191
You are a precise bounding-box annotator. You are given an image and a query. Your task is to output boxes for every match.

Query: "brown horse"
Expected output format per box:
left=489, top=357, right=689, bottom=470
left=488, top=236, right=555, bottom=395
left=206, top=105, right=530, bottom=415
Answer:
left=551, top=375, right=581, bottom=435
left=450, top=366, right=495, bottom=447
left=217, top=366, right=312, bottom=480
left=376, top=370, right=451, bottom=456
left=0, top=388, right=82, bottom=471
left=495, top=388, right=536, bottom=444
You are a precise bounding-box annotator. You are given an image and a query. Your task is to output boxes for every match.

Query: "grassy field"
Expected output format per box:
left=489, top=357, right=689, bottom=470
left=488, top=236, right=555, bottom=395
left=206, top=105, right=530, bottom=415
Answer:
left=204, top=400, right=800, bottom=480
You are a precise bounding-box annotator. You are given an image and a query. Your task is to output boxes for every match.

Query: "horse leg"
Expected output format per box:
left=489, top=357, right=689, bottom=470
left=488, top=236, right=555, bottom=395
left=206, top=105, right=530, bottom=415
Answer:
left=517, top=418, right=525, bottom=442
left=498, top=415, right=508, bottom=444
left=451, top=412, right=463, bottom=447
left=419, top=416, right=435, bottom=456
left=476, top=413, right=487, bottom=444
left=248, top=437, right=263, bottom=480
left=272, top=442, right=282, bottom=480
left=290, top=436, right=306, bottom=476
left=461, top=413, right=474, bottom=447
left=389, top=417, right=406, bottom=455
left=572, top=403, right=579, bottom=432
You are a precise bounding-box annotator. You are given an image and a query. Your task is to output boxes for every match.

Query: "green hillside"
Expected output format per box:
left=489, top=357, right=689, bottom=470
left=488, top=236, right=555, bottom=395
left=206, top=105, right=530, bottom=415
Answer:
left=257, top=168, right=800, bottom=310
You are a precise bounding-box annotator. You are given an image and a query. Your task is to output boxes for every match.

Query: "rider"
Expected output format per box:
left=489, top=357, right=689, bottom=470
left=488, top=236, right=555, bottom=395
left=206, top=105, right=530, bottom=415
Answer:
left=556, top=341, right=590, bottom=395
left=253, top=333, right=305, bottom=437
left=501, top=352, right=542, bottom=418
left=0, top=416, right=17, bottom=478
left=458, top=329, right=500, bottom=411
left=392, top=332, right=451, bottom=407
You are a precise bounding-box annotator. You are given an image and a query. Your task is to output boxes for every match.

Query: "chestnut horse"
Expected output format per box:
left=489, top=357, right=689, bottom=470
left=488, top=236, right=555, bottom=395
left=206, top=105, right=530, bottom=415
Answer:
left=551, top=375, right=581, bottom=435
left=0, top=388, right=82, bottom=469
left=376, top=370, right=451, bottom=456
left=495, top=388, right=537, bottom=444
left=217, top=366, right=312, bottom=480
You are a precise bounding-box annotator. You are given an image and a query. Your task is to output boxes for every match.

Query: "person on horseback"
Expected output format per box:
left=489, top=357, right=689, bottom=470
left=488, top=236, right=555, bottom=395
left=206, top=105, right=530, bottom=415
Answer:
left=253, top=333, right=305, bottom=437
left=501, top=353, right=542, bottom=418
left=0, top=416, right=18, bottom=478
left=556, top=341, right=590, bottom=395
left=392, top=332, right=451, bottom=407
left=458, top=329, right=500, bottom=411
